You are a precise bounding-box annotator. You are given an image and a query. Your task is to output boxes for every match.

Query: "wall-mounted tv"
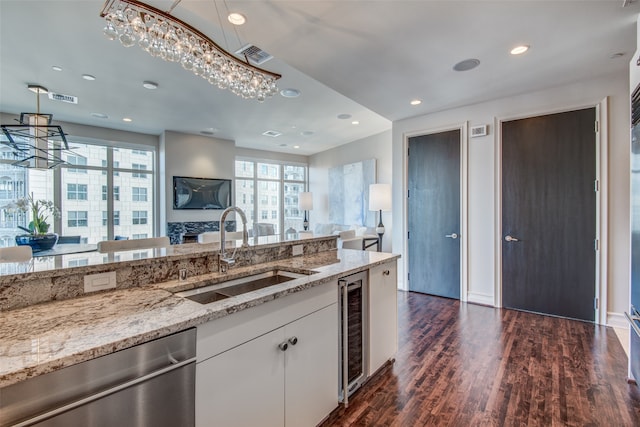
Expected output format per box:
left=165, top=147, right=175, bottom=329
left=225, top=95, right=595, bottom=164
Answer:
left=173, top=176, right=232, bottom=210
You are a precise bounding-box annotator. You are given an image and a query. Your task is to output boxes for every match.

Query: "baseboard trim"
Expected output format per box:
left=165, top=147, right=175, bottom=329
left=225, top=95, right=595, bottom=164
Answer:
left=467, top=291, right=494, bottom=307
left=607, top=311, right=628, bottom=329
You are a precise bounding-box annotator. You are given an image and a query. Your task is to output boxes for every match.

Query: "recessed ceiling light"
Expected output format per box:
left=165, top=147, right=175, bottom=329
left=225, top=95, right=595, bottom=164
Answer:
left=293, top=145, right=300, bottom=149
left=352, top=121, right=360, bottom=125
left=52, top=66, right=62, bottom=72
left=280, top=88, right=301, bottom=98
left=122, top=117, right=133, bottom=122
left=228, top=12, right=246, bottom=25
left=610, top=52, right=625, bottom=59
left=301, top=131, right=314, bottom=136
left=143, top=81, right=158, bottom=90
left=453, top=58, right=480, bottom=72
left=510, top=45, right=529, bottom=55
left=337, top=114, right=352, bottom=120
left=82, top=74, right=96, bottom=81
left=279, top=143, right=287, bottom=147
left=91, top=112, right=108, bottom=119
left=410, top=99, right=422, bottom=106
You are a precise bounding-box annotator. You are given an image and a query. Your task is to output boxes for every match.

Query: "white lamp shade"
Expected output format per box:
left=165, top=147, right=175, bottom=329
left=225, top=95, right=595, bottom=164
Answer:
left=369, top=183, right=392, bottom=211
left=299, top=192, right=313, bottom=210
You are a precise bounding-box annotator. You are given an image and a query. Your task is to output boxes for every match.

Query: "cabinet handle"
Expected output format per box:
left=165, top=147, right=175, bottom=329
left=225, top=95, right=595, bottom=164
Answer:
left=288, top=336, right=298, bottom=345
left=278, top=342, right=288, bottom=351
left=383, top=270, right=390, bottom=276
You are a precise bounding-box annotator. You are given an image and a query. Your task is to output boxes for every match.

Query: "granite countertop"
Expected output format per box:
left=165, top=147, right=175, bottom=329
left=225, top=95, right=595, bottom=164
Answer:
left=0, top=249, right=399, bottom=388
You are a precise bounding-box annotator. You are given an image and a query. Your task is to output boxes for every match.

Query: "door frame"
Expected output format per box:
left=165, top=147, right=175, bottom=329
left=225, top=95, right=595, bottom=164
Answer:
left=403, top=122, right=469, bottom=301
left=494, top=99, right=608, bottom=324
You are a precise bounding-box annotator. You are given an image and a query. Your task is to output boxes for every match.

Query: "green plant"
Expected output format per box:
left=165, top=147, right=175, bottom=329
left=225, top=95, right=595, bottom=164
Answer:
left=15, top=193, right=60, bottom=236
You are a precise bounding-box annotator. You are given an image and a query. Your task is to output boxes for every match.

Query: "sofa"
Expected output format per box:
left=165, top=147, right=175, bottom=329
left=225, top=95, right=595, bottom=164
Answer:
left=313, top=223, right=377, bottom=251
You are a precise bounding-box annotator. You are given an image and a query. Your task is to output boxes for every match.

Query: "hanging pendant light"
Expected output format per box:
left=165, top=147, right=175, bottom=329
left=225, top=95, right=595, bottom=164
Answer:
left=1, top=85, right=69, bottom=169
left=99, top=0, right=281, bottom=102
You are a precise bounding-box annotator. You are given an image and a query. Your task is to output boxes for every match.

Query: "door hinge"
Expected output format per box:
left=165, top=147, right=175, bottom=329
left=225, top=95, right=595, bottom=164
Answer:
left=407, top=189, right=410, bottom=198
left=594, top=297, right=599, bottom=310
left=407, top=231, right=410, bottom=240
left=594, top=239, right=599, bottom=251
left=407, top=272, right=410, bottom=282
left=594, top=179, right=599, bottom=192
left=595, top=121, right=599, bottom=133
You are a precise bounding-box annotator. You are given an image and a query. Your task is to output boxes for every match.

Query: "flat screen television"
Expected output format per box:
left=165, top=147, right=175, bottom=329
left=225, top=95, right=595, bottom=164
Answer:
left=173, top=176, right=232, bottom=210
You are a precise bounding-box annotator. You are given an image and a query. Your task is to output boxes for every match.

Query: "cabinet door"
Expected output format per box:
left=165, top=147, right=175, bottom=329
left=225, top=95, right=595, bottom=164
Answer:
left=285, top=303, right=339, bottom=427
left=196, top=328, right=285, bottom=427
left=369, top=262, right=398, bottom=375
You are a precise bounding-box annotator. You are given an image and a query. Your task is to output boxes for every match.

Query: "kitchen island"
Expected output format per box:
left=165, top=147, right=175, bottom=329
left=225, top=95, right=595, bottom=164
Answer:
left=0, top=235, right=399, bottom=426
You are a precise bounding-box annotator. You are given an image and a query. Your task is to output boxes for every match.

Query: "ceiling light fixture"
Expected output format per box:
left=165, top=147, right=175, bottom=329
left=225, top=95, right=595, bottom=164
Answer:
left=82, top=74, right=96, bottom=81
left=352, top=121, right=359, bottom=125
left=227, top=12, right=246, bottom=26
left=91, top=112, right=109, bottom=119
left=0, top=85, right=70, bottom=169
left=122, top=117, right=133, bottom=122
left=410, top=99, right=422, bottom=106
left=100, top=0, right=281, bottom=101
left=337, top=114, right=352, bottom=120
left=142, top=80, right=158, bottom=89
left=510, top=45, right=529, bottom=55
left=52, top=66, right=63, bottom=71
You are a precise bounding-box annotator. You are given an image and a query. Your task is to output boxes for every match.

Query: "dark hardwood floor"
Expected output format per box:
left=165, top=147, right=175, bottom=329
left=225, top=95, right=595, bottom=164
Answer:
left=322, top=291, right=640, bottom=426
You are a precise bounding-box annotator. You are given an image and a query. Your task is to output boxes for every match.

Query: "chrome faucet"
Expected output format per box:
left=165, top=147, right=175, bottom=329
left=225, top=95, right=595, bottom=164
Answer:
left=218, top=206, right=249, bottom=272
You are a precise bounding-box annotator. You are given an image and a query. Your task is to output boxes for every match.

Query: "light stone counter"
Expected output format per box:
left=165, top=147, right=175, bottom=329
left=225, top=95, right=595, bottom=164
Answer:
left=0, top=249, right=399, bottom=388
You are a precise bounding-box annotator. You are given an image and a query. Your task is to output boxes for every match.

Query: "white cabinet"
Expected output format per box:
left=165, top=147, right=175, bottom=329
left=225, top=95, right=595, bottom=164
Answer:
left=195, top=281, right=338, bottom=427
left=368, top=261, right=398, bottom=376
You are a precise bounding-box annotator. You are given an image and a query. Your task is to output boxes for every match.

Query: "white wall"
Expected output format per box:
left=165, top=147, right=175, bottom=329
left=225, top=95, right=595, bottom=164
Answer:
left=392, top=71, right=630, bottom=320
left=309, top=130, right=393, bottom=252
left=160, top=131, right=235, bottom=226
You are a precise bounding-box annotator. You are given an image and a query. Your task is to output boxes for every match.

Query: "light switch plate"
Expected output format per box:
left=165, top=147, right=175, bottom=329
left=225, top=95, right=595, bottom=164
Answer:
left=292, top=244, right=303, bottom=256
left=84, top=271, right=117, bottom=293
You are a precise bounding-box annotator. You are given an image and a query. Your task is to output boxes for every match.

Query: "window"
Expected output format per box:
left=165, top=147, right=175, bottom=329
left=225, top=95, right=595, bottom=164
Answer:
left=67, top=184, right=87, bottom=200
left=132, top=163, right=147, bottom=178
left=68, top=259, right=89, bottom=267
left=132, top=187, right=147, bottom=202
left=132, top=233, right=148, bottom=239
left=102, top=186, right=120, bottom=201
left=235, top=160, right=308, bottom=234
left=67, top=155, right=87, bottom=173
left=68, top=211, right=88, bottom=227
left=102, top=211, right=120, bottom=226
left=133, top=210, right=148, bottom=225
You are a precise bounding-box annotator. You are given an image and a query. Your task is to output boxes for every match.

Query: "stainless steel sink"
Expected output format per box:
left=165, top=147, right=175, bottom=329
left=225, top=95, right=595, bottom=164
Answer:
left=175, top=270, right=312, bottom=304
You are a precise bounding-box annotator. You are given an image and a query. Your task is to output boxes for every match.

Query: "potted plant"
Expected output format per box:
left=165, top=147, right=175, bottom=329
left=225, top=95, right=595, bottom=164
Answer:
left=14, top=193, right=61, bottom=252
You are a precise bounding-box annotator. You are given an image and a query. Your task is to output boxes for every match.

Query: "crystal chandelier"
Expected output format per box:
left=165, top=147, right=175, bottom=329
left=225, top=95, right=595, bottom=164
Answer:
left=100, top=0, right=281, bottom=101
left=1, top=85, right=69, bottom=169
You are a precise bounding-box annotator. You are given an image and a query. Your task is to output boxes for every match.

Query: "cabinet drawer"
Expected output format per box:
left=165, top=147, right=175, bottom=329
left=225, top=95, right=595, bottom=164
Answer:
left=197, top=280, right=337, bottom=361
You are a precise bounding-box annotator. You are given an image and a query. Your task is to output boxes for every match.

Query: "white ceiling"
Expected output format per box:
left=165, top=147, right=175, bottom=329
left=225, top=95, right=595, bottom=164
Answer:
left=1, top=0, right=638, bottom=156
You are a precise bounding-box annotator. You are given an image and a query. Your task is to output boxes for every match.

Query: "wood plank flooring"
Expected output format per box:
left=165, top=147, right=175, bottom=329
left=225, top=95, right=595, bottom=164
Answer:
left=321, top=291, right=640, bottom=426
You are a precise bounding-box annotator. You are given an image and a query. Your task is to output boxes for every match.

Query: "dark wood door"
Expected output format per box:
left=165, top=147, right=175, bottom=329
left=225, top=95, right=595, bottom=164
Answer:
left=408, top=130, right=460, bottom=299
left=502, top=108, right=596, bottom=321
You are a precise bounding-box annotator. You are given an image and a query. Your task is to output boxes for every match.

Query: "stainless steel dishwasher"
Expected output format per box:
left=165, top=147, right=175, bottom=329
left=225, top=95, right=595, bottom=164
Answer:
left=1, top=328, right=196, bottom=427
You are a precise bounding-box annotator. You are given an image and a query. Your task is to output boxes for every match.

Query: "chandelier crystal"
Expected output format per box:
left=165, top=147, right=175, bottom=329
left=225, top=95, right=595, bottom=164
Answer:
left=100, top=0, right=281, bottom=101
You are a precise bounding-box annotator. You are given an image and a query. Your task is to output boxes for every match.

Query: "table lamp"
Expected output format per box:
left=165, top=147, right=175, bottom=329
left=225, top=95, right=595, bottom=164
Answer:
left=299, top=192, right=313, bottom=231
left=369, top=184, right=392, bottom=249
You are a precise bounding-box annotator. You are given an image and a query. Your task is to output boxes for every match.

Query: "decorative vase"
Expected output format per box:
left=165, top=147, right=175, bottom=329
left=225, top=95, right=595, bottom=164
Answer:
left=15, top=233, right=59, bottom=252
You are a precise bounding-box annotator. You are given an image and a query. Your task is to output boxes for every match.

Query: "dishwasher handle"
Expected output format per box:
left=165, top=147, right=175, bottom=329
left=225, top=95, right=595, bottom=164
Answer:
left=11, top=357, right=196, bottom=427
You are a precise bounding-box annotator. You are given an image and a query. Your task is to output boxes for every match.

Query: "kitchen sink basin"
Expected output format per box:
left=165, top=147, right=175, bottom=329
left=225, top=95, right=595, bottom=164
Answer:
left=175, top=269, right=313, bottom=304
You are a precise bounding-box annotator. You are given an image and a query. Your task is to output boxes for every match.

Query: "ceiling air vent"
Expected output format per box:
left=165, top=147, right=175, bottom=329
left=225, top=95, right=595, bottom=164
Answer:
left=48, top=92, right=78, bottom=104
left=262, top=130, right=282, bottom=137
left=235, top=44, right=273, bottom=65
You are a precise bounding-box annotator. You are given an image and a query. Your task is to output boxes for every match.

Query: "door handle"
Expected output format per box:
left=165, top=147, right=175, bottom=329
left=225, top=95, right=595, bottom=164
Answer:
left=504, top=235, right=519, bottom=242
left=445, top=233, right=458, bottom=239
